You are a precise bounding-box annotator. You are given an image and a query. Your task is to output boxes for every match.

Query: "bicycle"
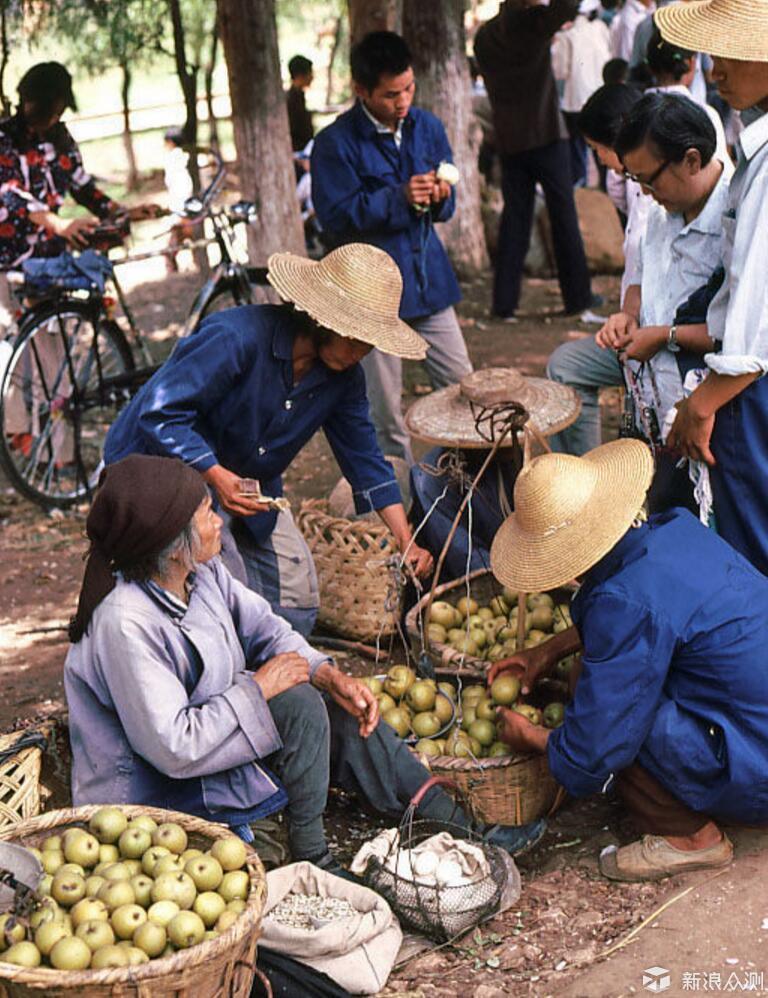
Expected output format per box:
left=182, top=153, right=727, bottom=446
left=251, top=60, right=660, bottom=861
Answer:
left=0, top=149, right=270, bottom=510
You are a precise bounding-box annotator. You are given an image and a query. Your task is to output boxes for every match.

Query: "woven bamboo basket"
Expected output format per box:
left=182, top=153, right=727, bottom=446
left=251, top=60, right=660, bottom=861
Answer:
left=0, top=725, right=53, bottom=834
left=417, top=748, right=564, bottom=827
left=296, top=498, right=400, bottom=641
left=0, top=805, right=267, bottom=998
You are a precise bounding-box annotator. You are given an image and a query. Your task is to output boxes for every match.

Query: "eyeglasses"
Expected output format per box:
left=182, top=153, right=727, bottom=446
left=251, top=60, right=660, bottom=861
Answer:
left=622, top=158, right=672, bottom=192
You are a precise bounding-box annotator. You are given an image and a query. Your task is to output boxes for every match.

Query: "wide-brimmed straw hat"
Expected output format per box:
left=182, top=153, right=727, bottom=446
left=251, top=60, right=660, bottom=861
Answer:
left=490, top=439, right=654, bottom=593
left=655, top=0, right=768, bottom=62
left=405, top=368, right=581, bottom=449
left=267, top=243, right=427, bottom=360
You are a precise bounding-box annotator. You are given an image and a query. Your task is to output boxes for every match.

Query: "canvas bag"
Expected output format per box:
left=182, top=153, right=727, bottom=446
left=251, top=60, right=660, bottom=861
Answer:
left=260, top=861, right=403, bottom=995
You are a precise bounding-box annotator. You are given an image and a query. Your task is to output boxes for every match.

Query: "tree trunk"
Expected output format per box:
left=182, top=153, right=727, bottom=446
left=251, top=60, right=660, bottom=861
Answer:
left=403, top=0, right=489, bottom=277
left=0, top=6, right=11, bottom=117
left=348, top=0, right=402, bottom=46
left=205, top=11, right=220, bottom=150
left=217, top=0, right=304, bottom=262
left=120, top=62, right=140, bottom=192
left=325, top=14, right=343, bottom=106
left=168, top=0, right=198, bottom=149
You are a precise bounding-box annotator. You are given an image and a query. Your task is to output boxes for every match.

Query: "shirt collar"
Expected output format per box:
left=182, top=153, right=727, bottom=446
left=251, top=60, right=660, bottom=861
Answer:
left=738, top=107, right=768, bottom=162
left=271, top=309, right=300, bottom=361
left=358, top=99, right=404, bottom=144
left=685, top=159, right=734, bottom=236
left=139, top=575, right=196, bottom=621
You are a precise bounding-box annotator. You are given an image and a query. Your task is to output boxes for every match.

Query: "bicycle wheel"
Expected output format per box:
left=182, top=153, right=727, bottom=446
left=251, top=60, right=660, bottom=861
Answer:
left=0, top=301, right=134, bottom=508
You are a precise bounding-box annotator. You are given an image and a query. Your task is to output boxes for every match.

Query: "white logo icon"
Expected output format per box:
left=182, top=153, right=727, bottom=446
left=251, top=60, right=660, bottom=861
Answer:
left=643, top=967, right=672, bottom=993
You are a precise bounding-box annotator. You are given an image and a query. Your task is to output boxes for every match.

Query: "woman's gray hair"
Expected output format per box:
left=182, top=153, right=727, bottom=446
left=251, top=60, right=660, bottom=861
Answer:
left=121, top=520, right=200, bottom=583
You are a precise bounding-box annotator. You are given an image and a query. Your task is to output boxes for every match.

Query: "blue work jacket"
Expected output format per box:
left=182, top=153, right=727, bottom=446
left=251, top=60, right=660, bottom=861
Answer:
left=104, top=305, right=401, bottom=543
left=311, top=102, right=461, bottom=321
left=547, top=509, right=768, bottom=825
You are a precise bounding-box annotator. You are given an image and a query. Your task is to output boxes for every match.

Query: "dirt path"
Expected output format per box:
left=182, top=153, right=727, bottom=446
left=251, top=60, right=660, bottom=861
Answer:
left=3, top=265, right=765, bottom=997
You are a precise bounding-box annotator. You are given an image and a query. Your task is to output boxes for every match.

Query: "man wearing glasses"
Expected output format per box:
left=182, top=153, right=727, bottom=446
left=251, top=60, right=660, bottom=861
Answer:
left=547, top=92, right=732, bottom=510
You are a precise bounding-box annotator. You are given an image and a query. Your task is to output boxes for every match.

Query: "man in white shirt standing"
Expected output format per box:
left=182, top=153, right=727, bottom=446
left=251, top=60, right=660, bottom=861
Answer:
left=659, top=0, right=768, bottom=576
left=611, top=0, right=656, bottom=62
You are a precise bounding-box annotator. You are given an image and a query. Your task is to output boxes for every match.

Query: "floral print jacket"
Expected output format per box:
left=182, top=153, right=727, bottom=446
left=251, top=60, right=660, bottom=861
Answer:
left=0, top=114, right=115, bottom=270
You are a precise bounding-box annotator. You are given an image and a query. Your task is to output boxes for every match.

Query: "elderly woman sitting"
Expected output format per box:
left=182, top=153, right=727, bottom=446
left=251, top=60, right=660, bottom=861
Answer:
left=64, top=455, right=542, bottom=870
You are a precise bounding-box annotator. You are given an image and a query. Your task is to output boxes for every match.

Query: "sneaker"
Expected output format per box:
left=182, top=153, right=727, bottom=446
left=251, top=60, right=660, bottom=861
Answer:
left=578, top=309, right=606, bottom=325
left=484, top=818, right=547, bottom=857
left=599, top=833, right=733, bottom=882
left=490, top=311, right=519, bottom=324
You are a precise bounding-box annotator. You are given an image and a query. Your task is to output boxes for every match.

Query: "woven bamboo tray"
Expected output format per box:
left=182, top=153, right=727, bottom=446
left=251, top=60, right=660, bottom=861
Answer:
left=296, top=498, right=400, bottom=641
left=0, top=805, right=267, bottom=997
left=0, top=725, right=52, bottom=834
left=405, top=568, right=574, bottom=677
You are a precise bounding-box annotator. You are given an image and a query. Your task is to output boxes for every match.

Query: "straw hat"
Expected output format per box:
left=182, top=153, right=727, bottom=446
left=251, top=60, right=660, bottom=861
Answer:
left=267, top=243, right=427, bottom=360
left=654, top=0, right=768, bottom=62
left=405, top=368, right=581, bottom=449
left=490, top=439, right=654, bottom=593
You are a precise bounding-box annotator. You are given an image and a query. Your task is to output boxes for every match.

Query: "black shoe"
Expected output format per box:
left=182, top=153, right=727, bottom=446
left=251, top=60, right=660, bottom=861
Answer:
left=484, top=818, right=547, bottom=857
left=304, top=850, right=365, bottom=885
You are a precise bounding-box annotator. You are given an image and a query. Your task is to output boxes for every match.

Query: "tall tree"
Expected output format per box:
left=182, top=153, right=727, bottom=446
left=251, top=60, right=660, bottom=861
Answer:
left=348, top=0, right=402, bottom=46
left=403, top=0, right=488, bottom=275
left=218, top=0, right=305, bottom=260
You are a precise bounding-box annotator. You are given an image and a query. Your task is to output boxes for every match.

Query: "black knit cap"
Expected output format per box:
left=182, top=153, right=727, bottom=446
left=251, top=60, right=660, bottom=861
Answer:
left=69, top=455, right=207, bottom=642
left=18, top=62, right=77, bottom=114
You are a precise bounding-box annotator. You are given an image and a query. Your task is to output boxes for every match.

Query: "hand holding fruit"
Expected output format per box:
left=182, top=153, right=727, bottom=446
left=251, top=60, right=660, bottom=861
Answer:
left=487, top=642, right=556, bottom=695
left=252, top=652, right=310, bottom=701
left=496, top=706, right=550, bottom=754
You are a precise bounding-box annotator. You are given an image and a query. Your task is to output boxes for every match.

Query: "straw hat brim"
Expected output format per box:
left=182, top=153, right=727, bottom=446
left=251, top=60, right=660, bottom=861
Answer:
left=654, top=2, right=768, bottom=62
left=405, top=377, right=581, bottom=448
left=267, top=253, right=427, bottom=361
left=490, top=439, right=654, bottom=593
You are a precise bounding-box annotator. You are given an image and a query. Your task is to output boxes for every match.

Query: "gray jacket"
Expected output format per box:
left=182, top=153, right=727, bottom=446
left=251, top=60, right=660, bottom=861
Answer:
left=64, top=558, right=329, bottom=813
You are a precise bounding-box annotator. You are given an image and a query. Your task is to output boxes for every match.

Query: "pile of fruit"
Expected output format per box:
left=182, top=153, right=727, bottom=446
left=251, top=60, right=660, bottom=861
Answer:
left=0, top=808, right=250, bottom=971
left=363, top=665, right=569, bottom=762
left=425, top=588, right=572, bottom=662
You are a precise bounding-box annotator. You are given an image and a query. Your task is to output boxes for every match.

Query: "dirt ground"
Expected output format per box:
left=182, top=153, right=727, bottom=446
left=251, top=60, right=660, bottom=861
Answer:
left=2, top=260, right=767, bottom=998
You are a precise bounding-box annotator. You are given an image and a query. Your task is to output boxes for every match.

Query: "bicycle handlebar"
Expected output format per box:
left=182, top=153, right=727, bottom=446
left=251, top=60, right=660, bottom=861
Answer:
left=181, top=147, right=226, bottom=220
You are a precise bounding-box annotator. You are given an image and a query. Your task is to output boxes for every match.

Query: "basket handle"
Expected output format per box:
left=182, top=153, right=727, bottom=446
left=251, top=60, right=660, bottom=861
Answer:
left=410, top=774, right=460, bottom=809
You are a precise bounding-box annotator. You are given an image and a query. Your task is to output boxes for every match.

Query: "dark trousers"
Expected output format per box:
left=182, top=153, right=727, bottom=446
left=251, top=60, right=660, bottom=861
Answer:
left=267, top=684, right=463, bottom=860
left=615, top=763, right=708, bottom=837
left=494, top=139, right=592, bottom=318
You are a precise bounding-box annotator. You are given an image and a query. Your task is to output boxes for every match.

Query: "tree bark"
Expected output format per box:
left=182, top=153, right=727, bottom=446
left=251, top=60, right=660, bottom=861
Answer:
left=403, top=0, right=489, bottom=276
left=168, top=0, right=198, bottom=148
left=120, top=62, right=140, bottom=192
left=348, top=0, right=402, bottom=46
left=205, top=11, right=220, bottom=150
left=217, top=0, right=304, bottom=261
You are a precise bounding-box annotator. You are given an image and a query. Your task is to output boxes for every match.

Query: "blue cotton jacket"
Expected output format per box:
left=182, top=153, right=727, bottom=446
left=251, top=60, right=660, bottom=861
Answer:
left=547, top=509, right=768, bottom=825
left=104, top=304, right=401, bottom=543
left=311, top=102, right=461, bottom=321
left=64, top=558, right=330, bottom=814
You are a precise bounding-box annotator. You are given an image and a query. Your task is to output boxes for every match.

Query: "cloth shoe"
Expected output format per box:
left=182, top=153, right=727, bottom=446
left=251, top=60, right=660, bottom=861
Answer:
left=599, top=833, right=733, bottom=882
left=483, top=818, right=547, bottom=857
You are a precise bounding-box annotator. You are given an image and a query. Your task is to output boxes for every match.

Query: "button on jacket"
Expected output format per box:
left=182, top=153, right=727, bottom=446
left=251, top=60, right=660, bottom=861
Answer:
left=311, top=101, right=461, bottom=321
left=547, top=510, right=768, bottom=825
left=104, top=305, right=401, bottom=543
left=474, top=0, right=579, bottom=157
left=65, top=558, right=330, bottom=813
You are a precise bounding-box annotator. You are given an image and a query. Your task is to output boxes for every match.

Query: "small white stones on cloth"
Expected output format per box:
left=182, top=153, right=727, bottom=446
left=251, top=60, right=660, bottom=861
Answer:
left=269, top=893, right=359, bottom=930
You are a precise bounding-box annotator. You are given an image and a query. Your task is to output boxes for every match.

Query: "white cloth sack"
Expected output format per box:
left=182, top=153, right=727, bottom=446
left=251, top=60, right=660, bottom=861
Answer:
left=260, top=861, right=402, bottom=995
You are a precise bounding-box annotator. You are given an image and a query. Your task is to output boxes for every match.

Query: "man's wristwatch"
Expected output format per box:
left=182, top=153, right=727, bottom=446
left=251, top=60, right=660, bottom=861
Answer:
left=667, top=324, right=681, bottom=353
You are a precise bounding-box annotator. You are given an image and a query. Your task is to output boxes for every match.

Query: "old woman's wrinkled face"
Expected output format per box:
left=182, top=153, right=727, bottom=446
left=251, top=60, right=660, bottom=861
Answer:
left=192, top=495, right=222, bottom=563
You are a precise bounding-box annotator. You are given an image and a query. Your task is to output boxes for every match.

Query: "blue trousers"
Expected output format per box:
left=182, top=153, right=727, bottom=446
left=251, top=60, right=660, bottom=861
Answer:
left=711, top=375, right=768, bottom=577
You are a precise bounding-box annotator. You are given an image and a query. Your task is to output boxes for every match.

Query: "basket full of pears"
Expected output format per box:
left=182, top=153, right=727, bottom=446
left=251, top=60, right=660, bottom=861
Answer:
left=363, top=663, right=570, bottom=827
left=405, top=568, right=574, bottom=676
left=0, top=804, right=265, bottom=997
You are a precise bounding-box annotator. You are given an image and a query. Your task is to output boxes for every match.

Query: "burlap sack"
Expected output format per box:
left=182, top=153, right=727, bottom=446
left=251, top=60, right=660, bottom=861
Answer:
left=260, top=862, right=403, bottom=995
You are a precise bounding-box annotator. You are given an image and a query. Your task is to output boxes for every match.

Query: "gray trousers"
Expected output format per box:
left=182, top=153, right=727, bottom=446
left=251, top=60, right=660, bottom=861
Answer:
left=546, top=335, right=623, bottom=455
left=362, top=305, right=473, bottom=464
left=267, top=683, right=464, bottom=860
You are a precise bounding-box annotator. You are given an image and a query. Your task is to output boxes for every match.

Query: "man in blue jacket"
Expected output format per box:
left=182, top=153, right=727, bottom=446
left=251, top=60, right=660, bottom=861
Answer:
left=488, top=440, right=768, bottom=881
left=312, top=31, right=472, bottom=464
